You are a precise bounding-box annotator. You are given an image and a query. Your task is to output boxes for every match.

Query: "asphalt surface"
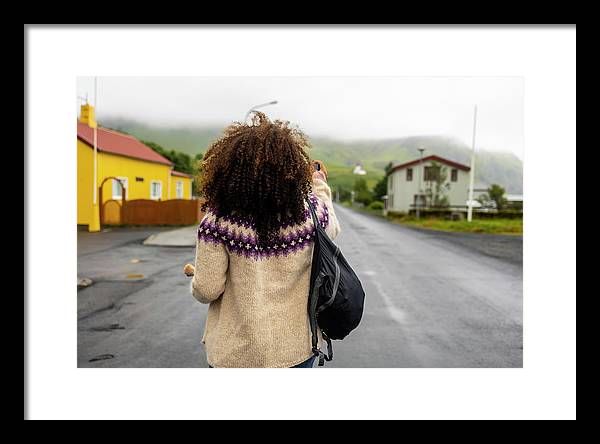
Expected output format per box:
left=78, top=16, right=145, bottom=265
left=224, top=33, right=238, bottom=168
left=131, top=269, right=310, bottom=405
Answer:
left=78, top=206, right=522, bottom=368
left=77, top=226, right=173, bottom=256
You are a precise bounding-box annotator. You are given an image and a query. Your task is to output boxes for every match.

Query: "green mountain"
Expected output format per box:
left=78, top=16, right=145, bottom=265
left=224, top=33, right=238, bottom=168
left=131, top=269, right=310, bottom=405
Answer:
left=101, top=118, right=523, bottom=193
left=102, top=118, right=222, bottom=155
left=310, top=136, right=523, bottom=193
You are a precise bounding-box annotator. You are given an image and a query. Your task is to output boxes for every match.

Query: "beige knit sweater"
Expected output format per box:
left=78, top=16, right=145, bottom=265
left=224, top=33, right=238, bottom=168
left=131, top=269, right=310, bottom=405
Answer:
left=190, top=178, right=340, bottom=368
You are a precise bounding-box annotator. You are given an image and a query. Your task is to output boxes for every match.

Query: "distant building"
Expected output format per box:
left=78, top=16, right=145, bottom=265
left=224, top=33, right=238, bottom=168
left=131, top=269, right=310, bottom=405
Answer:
left=470, top=186, right=490, bottom=208
left=472, top=187, right=523, bottom=209
left=353, top=163, right=367, bottom=175
left=386, top=155, right=471, bottom=212
left=506, top=194, right=523, bottom=205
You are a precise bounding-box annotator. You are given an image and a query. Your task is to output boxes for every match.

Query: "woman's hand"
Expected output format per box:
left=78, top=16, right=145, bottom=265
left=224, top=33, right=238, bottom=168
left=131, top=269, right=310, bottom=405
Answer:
left=183, top=263, right=195, bottom=277
left=313, top=160, right=328, bottom=181
left=313, top=171, right=327, bottom=182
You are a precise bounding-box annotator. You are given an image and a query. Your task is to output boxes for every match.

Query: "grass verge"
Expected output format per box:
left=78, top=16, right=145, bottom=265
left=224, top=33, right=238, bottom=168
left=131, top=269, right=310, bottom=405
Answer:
left=339, top=203, right=523, bottom=235
left=389, top=215, right=523, bottom=235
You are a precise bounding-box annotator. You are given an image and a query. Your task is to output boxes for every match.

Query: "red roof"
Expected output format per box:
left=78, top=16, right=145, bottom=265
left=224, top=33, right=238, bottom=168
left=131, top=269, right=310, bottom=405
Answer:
left=390, top=155, right=470, bottom=173
left=77, top=121, right=173, bottom=166
left=171, top=170, right=193, bottom=178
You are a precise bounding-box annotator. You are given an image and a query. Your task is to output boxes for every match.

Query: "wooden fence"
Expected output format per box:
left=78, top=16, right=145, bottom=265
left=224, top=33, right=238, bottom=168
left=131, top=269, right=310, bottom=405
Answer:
left=101, top=198, right=205, bottom=226
left=102, top=200, right=122, bottom=225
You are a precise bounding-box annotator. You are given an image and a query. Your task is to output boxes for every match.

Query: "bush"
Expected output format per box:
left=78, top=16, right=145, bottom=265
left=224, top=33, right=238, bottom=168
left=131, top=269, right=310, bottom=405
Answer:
left=408, top=208, right=453, bottom=219
left=387, top=210, right=408, bottom=220
left=405, top=208, right=523, bottom=220
left=505, top=201, right=523, bottom=211
left=354, top=190, right=374, bottom=206
left=368, top=201, right=384, bottom=211
left=476, top=209, right=523, bottom=220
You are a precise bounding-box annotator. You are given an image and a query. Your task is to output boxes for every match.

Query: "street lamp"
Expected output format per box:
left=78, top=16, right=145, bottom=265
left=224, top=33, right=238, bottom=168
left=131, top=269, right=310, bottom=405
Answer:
left=244, top=101, right=278, bottom=124
left=417, top=147, right=425, bottom=219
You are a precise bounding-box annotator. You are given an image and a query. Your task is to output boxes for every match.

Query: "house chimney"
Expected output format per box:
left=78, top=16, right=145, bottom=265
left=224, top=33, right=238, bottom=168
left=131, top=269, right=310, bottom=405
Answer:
left=80, top=103, right=97, bottom=128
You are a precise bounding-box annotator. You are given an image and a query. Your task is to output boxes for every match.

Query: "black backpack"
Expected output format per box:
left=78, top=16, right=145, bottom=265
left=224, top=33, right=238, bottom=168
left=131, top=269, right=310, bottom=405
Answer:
left=307, top=199, right=366, bottom=366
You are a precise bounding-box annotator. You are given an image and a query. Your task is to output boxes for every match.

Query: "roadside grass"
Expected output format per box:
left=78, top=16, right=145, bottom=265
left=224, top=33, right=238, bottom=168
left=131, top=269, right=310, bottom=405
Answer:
left=340, top=202, right=523, bottom=235
left=389, top=215, right=523, bottom=235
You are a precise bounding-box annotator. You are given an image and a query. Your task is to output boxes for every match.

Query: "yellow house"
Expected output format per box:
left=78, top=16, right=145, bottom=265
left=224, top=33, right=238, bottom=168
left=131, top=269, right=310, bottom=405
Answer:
left=170, top=170, right=194, bottom=199
left=77, top=104, right=194, bottom=230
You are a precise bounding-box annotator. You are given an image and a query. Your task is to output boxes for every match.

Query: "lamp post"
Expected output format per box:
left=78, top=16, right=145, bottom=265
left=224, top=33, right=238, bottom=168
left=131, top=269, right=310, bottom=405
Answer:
left=244, top=101, right=278, bottom=123
left=417, top=147, right=425, bottom=219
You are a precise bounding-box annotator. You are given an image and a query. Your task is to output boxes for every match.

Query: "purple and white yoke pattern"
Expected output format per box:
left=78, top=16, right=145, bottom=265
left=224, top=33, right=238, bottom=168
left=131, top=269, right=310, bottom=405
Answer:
left=197, top=194, right=330, bottom=259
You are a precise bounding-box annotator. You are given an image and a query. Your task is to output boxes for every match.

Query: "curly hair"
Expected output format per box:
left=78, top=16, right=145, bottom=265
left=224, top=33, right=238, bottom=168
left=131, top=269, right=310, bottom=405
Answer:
left=197, top=112, right=313, bottom=246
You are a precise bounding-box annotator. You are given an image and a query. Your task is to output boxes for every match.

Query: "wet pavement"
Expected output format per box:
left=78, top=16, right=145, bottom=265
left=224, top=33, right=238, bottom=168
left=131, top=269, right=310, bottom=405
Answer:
left=78, top=207, right=522, bottom=368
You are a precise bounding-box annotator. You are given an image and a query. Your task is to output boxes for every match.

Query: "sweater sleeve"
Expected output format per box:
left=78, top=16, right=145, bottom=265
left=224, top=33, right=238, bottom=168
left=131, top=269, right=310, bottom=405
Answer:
left=312, top=178, right=341, bottom=240
left=191, top=221, right=229, bottom=304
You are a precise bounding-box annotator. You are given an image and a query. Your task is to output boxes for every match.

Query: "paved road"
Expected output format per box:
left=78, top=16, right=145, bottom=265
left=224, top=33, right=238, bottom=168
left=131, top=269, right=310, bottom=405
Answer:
left=77, top=226, right=173, bottom=256
left=78, top=206, right=522, bottom=368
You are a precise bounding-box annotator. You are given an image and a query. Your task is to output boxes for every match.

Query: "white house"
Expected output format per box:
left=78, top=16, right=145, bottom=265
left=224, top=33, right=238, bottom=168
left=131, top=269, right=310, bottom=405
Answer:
left=386, top=155, right=471, bottom=213
left=353, top=163, right=367, bottom=175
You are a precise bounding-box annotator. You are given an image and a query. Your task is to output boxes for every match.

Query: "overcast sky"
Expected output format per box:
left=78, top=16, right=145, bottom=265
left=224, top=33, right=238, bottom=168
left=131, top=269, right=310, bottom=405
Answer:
left=77, top=77, right=523, bottom=159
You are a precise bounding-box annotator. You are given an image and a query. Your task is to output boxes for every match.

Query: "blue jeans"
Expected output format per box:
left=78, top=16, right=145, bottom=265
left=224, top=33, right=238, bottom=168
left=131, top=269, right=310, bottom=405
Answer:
left=208, top=356, right=316, bottom=368
left=292, top=356, right=316, bottom=368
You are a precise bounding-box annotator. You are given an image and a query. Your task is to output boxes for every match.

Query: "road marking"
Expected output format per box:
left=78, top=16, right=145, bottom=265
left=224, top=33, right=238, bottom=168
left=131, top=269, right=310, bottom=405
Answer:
left=362, top=270, right=407, bottom=324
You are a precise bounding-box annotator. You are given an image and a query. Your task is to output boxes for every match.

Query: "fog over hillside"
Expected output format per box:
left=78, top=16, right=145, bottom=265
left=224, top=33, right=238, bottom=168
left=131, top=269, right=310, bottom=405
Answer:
left=101, top=118, right=523, bottom=193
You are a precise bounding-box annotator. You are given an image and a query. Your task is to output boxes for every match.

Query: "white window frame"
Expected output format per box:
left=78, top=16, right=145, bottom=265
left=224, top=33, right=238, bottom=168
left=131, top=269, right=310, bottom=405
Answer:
left=112, top=176, right=128, bottom=200
left=150, top=180, right=163, bottom=200
left=175, top=180, right=184, bottom=199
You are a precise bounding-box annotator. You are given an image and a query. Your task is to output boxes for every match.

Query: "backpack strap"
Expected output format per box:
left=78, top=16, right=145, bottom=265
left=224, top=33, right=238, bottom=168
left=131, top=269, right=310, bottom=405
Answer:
left=307, top=197, right=334, bottom=367
left=321, top=331, right=333, bottom=364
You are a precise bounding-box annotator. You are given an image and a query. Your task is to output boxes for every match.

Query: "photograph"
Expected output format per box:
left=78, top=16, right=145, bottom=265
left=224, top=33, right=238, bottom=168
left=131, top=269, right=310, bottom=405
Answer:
left=76, top=76, right=524, bottom=369
left=25, top=25, right=576, bottom=420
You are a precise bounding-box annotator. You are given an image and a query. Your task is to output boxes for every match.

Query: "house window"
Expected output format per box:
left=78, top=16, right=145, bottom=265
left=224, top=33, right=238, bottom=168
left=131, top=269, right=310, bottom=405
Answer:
left=150, top=180, right=162, bottom=200
left=190, top=182, right=194, bottom=198
left=112, top=177, right=128, bottom=200
left=424, top=166, right=440, bottom=182
left=389, top=174, right=393, bottom=192
left=451, top=168, right=458, bottom=182
left=176, top=180, right=184, bottom=199
left=406, top=168, right=413, bottom=181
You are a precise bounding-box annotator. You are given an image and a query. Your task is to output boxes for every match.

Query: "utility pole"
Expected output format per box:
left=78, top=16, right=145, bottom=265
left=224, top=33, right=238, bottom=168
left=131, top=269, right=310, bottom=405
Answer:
left=93, top=77, right=98, bottom=206
left=89, top=77, right=101, bottom=232
left=467, top=105, right=478, bottom=222
left=417, top=147, right=425, bottom=219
